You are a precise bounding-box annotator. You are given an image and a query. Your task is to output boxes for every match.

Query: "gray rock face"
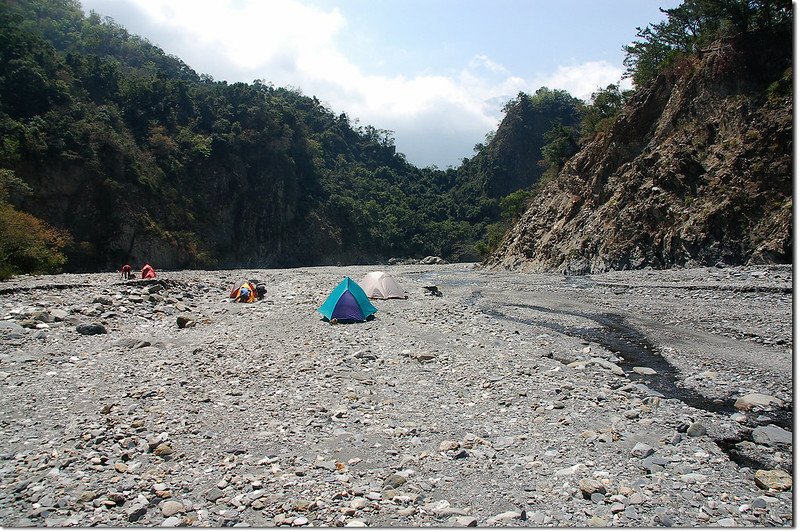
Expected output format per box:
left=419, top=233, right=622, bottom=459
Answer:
left=630, top=442, right=655, bottom=459
left=0, top=320, right=26, bottom=338
left=484, top=33, right=792, bottom=274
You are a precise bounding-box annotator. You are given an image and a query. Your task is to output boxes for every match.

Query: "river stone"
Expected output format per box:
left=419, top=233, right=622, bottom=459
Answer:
left=734, top=394, right=783, bottom=410
left=176, top=315, right=198, bottom=328
left=439, top=440, right=460, bottom=451
left=579, top=478, right=606, bottom=499
left=486, top=510, right=524, bottom=525
left=161, top=501, right=185, bottom=517
left=587, top=516, right=608, bottom=527
left=314, top=458, right=337, bottom=471
left=528, top=511, right=546, bottom=525
left=555, top=464, right=585, bottom=477
left=680, top=473, right=708, bottom=484
left=127, top=504, right=147, bottom=522
left=751, top=425, right=792, bottom=446
left=413, top=351, right=437, bottom=362
left=78, top=490, right=97, bottom=502
left=590, top=358, right=625, bottom=376
left=0, top=321, right=26, bottom=338
left=76, top=323, right=107, bottom=335
left=686, top=422, right=707, bottom=437
left=630, top=442, right=654, bottom=458
left=435, top=507, right=470, bottom=517
left=93, top=296, right=113, bottom=306
left=206, top=487, right=225, bottom=502
left=153, top=443, right=174, bottom=456
left=632, top=366, right=657, bottom=375
left=49, top=309, right=69, bottom=321
left=590, top=492, right=605, bottom=504
left=754, top=469, right=792, bottom=491
left=752, top=498, right=767, bottom=509
left=454, top=515, right=477, bottom=527
left=624, top=506, right=640, bottom=519
left=384, top=474, right=407, bottom=489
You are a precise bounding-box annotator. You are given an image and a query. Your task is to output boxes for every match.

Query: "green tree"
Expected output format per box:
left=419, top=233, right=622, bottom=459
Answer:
left=0, top=169, right=72, bottom=279
left=540, top=122, right=579, bottom=175
left=623, top=0, right=792, bottom=88
left=580, top=84, right=631, bottom=138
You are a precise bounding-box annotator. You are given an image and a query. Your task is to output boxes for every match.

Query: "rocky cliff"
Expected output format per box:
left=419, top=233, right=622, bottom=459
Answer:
left=485, top=29, right=792, bottom=274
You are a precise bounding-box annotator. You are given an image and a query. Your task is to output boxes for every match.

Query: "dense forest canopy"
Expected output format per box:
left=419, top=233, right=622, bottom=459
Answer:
left=0, top=0, right=791, bottom=278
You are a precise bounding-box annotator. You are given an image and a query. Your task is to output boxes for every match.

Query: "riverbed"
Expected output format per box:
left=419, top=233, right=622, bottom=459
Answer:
left=0, top=263, right=792, bottom=526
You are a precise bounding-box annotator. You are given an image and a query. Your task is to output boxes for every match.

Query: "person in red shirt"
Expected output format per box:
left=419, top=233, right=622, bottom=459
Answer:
left=121, top=264, right=132, bottom=280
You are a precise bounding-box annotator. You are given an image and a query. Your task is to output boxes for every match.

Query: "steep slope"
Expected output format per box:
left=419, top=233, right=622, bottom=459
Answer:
left=486, top=29, right=792, bottom=274
left=458, top=89, right=582, bottom=201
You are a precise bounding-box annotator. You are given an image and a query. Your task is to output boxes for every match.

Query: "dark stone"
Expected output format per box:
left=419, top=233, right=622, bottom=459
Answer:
left=76, top=323, right=107, bottom=335
left=384, top=474, right=407, bottom=489
left=176, top=315, right=197, bottom=328
left=127, top=505, right=147, bottom=522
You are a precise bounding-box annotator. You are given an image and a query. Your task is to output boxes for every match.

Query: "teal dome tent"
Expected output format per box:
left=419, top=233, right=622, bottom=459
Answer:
left=317, top=277, right=378, bottom=322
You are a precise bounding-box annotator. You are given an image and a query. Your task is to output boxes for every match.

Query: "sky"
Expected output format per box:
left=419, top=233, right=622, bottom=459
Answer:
left=78, top=0, right=681, bottom=168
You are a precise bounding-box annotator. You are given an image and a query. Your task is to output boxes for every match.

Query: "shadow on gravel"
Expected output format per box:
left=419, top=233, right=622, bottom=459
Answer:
left=471, top=293, right=792, bottom=470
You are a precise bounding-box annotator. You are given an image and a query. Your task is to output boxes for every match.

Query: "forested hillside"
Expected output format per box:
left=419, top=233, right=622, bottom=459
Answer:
left=1, top=0, right=621, bottom=277
left=2, top=0, right=789, bottom=278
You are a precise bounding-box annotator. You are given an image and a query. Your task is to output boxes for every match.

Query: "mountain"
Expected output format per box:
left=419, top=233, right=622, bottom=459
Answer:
left=4, top=1, right=790, bottom=278
left=459, top=89, right=582, bottom=200
left=0, top=0, right=508, bottom=273
left=485, top=28, right=792, bottom=274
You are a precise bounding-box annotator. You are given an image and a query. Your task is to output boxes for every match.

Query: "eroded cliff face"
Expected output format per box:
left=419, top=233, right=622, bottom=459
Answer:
left=485, top=30, right=792, bottom=274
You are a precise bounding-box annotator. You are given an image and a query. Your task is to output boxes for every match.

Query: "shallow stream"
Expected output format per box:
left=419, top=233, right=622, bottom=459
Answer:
left=427, top=274, right=792, bottom=470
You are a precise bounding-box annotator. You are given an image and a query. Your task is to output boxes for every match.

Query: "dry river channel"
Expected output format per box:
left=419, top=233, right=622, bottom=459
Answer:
left=0, top=263, right=792, bottom=527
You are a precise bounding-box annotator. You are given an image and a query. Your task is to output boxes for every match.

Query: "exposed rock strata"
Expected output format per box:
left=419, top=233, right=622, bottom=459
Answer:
left=487, top=30, right=791, bottom=273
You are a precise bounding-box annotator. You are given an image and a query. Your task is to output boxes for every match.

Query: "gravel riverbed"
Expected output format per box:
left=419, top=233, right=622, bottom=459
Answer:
left=0, top=263, right=792, bottom=527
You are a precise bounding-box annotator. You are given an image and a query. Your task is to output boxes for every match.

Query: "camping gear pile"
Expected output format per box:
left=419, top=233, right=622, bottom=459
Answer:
left=229, top=280, right=267, bottom=303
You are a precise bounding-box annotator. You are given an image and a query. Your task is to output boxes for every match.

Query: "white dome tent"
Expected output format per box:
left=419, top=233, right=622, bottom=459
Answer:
left=360, top=271, right=407, bottom=300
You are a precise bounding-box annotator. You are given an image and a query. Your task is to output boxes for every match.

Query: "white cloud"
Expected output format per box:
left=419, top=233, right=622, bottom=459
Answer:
left=131, top=0, right=346, bottom=72
left=80, top=0, right=630, bottom=167
left=469, top=54, right=511, bottom=75
left=537, top=61, right=627, bottom=100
